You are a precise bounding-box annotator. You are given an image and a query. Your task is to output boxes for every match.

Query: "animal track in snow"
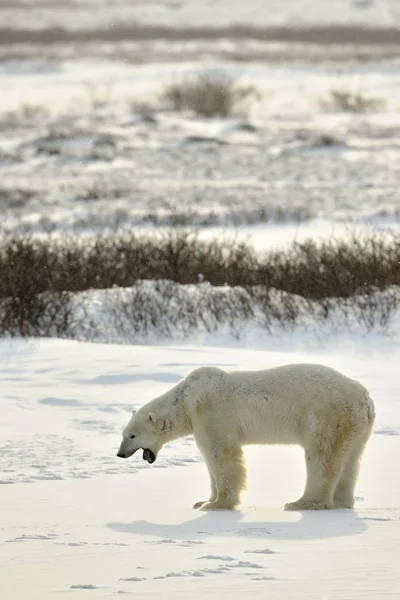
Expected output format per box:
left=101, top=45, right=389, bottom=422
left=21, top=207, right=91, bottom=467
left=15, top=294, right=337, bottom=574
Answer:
left=146, top=538, right=176, bottom=545
left=197, top=567, right=231, bottom=574
left=152, top=560, right=264, bottom=581
left=56, top=541, right=129, bottom=547
left=153, top=568, right=229, bottom=579
left=226, top=561, right=263, bottom=569
left=198, top=554, right=235, bottom=561
left=177, top=540, right=204, bottom=547
left=244, top=548, right=275, bottom=554
left=6, top=533, right=57, bottom=542
left=55, top=542, right=88, bottom=547
left=230, top=527, right=271, bottom=537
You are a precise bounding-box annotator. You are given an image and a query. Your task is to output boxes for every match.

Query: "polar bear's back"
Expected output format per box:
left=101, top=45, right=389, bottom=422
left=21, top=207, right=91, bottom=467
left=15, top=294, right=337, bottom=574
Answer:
left=222, top=363, right=372, bottom=446
left=229, top=363, right=366, bottom=403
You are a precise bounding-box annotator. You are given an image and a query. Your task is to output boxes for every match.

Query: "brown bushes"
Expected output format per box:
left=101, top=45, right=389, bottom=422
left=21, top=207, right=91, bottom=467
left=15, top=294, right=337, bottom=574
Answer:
left=0, top=229, right=399, bottom=338
left=164, top=76, right=258, bottom=117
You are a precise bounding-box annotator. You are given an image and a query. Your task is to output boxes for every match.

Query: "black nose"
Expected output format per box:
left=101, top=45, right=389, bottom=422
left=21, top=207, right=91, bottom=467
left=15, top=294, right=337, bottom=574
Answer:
left=117, top=452, right=126, bottom=458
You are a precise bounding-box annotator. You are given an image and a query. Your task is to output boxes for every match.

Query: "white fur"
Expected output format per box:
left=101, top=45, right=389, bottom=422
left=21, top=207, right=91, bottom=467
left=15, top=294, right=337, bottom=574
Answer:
left=117, top=364, right=375, bottom=511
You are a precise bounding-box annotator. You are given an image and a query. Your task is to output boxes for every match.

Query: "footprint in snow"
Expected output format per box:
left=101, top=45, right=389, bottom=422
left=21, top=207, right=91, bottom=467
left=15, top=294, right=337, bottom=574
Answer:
left=230, top=527, right=271, bottom=537
left=198, top=555, right=235, bottom=561
left=244, top=548, right=275, bottom=554
left=146, top=539, right=176, bottom=545
left=197, top=567, right=230, bottom=574
left=178, top=540, right=204, bottom=547
left=226, top=561, right=263, bottom=569
left=154, top=569, right=226, bottom=579
left=152, top=563, right=265, bottom=580
left=198, top=557, right=263, bottom=569
left=55, top=542, right=88, bottom=547
left=6, top=533, right=57, bottom=543
left=70, top=584, right=99, bottom=589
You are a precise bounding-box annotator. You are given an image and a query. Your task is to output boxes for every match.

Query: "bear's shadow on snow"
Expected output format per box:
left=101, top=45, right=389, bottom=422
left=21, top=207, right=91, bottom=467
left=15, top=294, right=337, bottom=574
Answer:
left=108, top=509, right=367, bottom=541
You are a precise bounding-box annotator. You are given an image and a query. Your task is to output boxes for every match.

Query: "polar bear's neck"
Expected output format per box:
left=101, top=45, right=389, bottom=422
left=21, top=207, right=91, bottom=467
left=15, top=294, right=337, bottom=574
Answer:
left=151, top=390, right=193, bottom=441
left=168, top=402, right=193, bottom=440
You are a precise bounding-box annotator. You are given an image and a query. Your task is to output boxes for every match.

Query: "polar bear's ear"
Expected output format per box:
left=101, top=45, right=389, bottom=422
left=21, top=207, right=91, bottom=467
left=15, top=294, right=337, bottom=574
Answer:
left=148, top=413, right=170, bottom=431
left=131, top=409, right=136, bottom=415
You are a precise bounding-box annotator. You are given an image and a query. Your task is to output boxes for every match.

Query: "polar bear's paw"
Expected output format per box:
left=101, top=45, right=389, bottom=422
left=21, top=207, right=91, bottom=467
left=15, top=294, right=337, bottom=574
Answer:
left=333, top=491, right=355, bottom=509
left=193, top=501, right=207, bottom=509
left=284, top=498, right=334, bottom=511
left=333, top=498, right=354, bottom=509
left=198, top=500, right=237, bottom=511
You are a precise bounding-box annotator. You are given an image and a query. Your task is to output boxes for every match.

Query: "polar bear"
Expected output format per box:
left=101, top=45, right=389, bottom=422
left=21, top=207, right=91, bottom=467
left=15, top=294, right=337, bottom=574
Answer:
left=117, top=363, right=375, bottom=511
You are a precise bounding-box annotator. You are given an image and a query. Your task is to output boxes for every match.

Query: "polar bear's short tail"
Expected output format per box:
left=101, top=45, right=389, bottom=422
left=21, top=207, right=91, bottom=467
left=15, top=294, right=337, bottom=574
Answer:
left=365, top=392, right=376, bottom=431
left=368, top=404, right=375, bottom=424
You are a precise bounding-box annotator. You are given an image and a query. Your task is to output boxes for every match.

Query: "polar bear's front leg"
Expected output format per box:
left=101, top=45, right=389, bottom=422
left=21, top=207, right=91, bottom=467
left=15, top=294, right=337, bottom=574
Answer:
left=193, top=427, right=247, bottom=510
left=192, top=467, right=217, bottom=509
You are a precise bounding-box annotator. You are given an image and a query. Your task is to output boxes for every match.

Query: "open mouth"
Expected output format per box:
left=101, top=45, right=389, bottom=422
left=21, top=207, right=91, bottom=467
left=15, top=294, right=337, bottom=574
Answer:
left=142, top=448, right=156, bottom=464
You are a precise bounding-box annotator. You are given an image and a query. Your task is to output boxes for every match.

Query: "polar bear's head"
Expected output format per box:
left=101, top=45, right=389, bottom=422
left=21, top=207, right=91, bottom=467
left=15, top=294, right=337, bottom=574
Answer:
left=117, top=408, right=170, bottom=464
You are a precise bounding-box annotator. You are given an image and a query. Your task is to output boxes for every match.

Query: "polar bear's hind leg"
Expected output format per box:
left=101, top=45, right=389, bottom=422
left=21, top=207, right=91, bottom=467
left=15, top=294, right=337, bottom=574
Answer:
left=333, top=430, right=371, bottom=508
left=334, top=398, right=375, bottom=508
left=285, top=426, right=356, bottom=511
left=333, top=447, right=361, bottom=509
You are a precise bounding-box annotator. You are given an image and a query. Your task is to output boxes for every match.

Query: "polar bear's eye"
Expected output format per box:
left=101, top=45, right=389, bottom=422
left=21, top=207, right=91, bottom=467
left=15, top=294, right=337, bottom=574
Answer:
left=130, top=435, right=136, bottom=439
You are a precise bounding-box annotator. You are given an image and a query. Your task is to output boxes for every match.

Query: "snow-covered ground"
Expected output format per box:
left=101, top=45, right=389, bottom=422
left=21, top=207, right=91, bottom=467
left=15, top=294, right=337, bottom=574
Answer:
left=1, top=335, right=400, bottom=599
left=1, top=58, right=400, bottom=234
left=1, top=2, right=400, bottom=235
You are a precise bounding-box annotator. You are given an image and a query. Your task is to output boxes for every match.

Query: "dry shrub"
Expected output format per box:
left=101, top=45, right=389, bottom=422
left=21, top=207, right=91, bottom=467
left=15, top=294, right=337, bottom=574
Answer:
left=1, top=229, right=399, bottom=296
left=0, top=290, right=76, bottom=338
left=0, top=236, right=78, bottom=337
left=263, top=232, right=400, bottom=300
left=0, top=229, right=399, bottom=337
left=320, top=87, right=385, bottom=112
left=2, top=103, right=50, bottom=125
left=96, top=282, right=400, bottom=343
left=164, top=76, right=258, bottom=117
left=102, top=281, right=255, bottom=340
